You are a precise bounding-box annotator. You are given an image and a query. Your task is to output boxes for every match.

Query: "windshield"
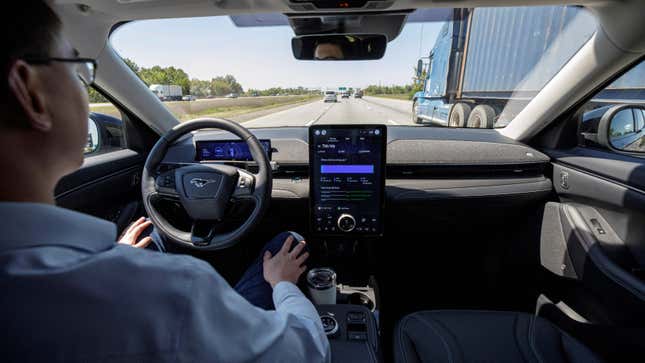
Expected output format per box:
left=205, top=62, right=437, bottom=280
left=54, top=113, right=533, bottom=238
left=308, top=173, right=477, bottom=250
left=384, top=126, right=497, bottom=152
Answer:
left=106, top=6, right=597, bottom=129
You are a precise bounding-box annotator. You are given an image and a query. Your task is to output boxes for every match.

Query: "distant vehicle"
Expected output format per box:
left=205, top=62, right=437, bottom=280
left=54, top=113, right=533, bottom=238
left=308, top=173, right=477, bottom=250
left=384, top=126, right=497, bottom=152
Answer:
left=149, top=84, right=182, bottom=101
left=324, top=90, right=338, bottom=103
left=413, top=7, right=596, bottom=128
left=225, top=93, right=239, bottom=98
left=354, top=89, right=363, bottom=98
left=182, top=95, right=196, bottom=101
left=341, top=91, right=350, bottom=98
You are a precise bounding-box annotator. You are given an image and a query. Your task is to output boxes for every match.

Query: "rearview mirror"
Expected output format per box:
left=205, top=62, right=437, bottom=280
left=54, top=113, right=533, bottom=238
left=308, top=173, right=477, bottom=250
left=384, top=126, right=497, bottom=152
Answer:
left=292, top=34, right=387, bottom=61
left=598, top=105, right=645, bottom=152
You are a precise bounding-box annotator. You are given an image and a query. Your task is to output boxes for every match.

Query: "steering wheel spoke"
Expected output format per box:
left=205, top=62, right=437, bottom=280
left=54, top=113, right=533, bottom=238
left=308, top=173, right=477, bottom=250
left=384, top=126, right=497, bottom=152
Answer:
left=190, top=220, right=219, bottom=247
left=232, top=169, right=256, bottom=198
left=154, top=171, right=179, bottom=197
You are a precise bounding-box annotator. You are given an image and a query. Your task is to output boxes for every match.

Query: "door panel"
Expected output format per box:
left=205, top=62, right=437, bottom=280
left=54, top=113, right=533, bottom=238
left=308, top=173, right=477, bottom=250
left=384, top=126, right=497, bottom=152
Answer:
left=540, top=148, right=645, bottom=325
left=55, top=149, right=145, bottom=234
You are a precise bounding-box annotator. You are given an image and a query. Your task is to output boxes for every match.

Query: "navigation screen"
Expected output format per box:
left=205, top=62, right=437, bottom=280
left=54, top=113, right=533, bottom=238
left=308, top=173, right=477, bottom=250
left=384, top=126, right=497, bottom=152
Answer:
left=195, top=140, right=271, bottom=161
left=309, top=125, right=386, bottom=236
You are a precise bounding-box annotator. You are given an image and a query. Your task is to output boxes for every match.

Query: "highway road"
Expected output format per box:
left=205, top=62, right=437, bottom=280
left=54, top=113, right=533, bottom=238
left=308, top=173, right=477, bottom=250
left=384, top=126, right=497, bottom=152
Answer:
left=243, top=96, right=416, bottom=128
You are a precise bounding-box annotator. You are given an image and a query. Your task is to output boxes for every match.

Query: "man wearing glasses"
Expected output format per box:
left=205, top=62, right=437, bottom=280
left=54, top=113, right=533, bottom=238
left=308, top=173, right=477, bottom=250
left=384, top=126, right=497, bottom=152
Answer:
left=0, top=1, right=329, bottom=362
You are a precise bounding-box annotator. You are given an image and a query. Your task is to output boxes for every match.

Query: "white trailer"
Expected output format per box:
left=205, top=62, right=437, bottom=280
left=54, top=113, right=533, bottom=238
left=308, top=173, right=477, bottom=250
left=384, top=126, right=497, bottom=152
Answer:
left=149, top=84, right=183, bottom=101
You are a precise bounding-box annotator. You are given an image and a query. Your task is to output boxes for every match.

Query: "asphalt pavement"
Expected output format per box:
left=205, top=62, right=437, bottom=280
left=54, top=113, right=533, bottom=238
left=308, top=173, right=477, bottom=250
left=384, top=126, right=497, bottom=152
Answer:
left=243, top=96, right=415, bottom=128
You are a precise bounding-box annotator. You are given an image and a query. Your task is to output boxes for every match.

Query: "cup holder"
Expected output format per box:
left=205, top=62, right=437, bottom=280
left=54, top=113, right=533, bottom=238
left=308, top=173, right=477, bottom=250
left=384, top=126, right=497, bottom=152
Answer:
left=348, top=292, right=375, bottom=311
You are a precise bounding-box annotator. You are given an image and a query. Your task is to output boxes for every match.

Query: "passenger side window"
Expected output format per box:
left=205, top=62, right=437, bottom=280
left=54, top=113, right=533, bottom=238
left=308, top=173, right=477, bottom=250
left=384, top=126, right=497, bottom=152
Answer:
left=578, top=61, right=645, bottom=153
left=85, top=87, right=126, bottom=157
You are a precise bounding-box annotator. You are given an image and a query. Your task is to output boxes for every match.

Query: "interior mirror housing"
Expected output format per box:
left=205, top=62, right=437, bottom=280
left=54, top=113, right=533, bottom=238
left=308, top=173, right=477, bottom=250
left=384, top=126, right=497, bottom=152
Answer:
left=597, top=104, right=645, bottom=153
left=292, top=34, right=387, bottom=61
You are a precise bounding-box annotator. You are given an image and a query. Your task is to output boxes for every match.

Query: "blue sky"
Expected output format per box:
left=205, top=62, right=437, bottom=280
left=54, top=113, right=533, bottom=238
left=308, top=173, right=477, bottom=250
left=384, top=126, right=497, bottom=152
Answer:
left=111, top=16, right=443, bottom=90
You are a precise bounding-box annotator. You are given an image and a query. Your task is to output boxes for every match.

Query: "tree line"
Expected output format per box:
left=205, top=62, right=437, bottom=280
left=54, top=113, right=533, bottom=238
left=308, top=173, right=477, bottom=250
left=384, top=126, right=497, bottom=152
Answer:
left=363, top=65, right=426, bottom=99
left=88, top=58, right=315, bottom=103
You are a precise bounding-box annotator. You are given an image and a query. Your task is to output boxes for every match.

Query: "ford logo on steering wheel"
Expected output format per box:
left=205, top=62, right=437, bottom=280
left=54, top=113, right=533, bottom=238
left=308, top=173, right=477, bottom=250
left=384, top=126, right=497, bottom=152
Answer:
left=190, top=178, right=217, bottom=188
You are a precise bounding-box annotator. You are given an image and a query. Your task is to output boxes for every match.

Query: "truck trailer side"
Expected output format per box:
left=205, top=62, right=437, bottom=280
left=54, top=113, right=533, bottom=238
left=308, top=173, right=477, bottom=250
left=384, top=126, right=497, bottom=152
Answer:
left=413, top=6, right=596, bottom=128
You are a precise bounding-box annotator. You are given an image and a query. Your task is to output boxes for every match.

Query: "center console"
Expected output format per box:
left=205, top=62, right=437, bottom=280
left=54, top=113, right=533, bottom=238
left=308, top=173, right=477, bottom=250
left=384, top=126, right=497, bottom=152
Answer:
left=316, top=304, right=380, bottom=363
left=307, top=125, right=385, bottom=362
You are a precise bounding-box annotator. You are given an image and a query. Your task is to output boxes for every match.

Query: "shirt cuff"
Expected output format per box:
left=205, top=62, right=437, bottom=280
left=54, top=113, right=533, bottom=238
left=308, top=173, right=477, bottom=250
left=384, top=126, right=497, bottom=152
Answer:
left=272, top=281, right=304, bottom=307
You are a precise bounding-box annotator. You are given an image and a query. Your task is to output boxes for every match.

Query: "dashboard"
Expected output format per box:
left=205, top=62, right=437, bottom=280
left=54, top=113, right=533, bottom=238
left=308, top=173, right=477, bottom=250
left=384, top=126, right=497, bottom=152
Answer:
left=159, top=125, right=553, bottom=237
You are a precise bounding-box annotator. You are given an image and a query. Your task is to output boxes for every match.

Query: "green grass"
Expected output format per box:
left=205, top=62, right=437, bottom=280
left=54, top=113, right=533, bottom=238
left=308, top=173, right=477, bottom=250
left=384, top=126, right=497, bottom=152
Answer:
left=178, top=95, right=320, bottom=121
left=90, top=95, right=321, bottom=122
left=369, top=93, right=411, bottom=100
left=88, top=105, right=122, bottom=118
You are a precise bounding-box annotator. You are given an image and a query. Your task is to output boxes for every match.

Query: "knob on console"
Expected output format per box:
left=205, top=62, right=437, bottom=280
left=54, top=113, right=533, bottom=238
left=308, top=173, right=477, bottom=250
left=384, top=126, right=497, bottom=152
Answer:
left=337, top=214, right=356, bottom=232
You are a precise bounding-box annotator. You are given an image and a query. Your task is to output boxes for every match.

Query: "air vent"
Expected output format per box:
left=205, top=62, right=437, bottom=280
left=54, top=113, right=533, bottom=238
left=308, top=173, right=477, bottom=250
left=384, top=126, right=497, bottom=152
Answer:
left=387, top=163, right=546, bottom=179
left=274, top=164, right=309, bottom=177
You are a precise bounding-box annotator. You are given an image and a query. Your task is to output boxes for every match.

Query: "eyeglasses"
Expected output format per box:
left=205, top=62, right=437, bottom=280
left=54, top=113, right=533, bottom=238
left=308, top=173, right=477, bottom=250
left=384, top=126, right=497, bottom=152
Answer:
left=23, top=57, right=97, bottom=86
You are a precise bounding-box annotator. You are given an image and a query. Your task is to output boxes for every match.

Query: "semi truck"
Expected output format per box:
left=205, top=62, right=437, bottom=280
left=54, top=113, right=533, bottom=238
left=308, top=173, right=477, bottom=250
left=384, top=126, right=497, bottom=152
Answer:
left=413, top=6, right=597, bottom=128
left=149, top=84, right=183, bottom=101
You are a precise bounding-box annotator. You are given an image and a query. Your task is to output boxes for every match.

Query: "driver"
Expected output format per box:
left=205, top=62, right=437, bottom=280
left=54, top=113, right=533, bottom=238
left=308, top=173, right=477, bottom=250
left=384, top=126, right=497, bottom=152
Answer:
left=0, top=1, right=330, bottom=362
left=314, top=42, right=345, bottom=60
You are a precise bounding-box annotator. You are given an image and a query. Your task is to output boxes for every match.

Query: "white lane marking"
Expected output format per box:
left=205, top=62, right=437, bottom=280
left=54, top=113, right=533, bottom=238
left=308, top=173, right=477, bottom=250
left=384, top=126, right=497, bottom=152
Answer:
left=306, top=104, right=334, bottom=127
left=387, top=119, right=398, bottom=125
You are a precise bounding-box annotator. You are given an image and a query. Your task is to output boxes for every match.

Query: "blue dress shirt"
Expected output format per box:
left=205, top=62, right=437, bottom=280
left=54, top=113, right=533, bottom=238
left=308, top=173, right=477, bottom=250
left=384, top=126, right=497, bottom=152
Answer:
left=0, top=202, right=330, bottom=362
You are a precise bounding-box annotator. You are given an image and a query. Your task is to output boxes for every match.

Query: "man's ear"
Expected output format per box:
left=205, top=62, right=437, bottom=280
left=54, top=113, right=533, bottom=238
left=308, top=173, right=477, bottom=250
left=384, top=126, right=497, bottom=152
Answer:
left=6, top=60, right=52, bottom=132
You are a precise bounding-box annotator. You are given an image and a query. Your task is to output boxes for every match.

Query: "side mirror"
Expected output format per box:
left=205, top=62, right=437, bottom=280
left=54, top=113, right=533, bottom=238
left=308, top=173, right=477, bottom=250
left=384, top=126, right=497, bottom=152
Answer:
left=292, top=34, right=387, bottom=61
left=598, top=105, right=645, bottom=152
left=85, top=118, right=100, bottom=155
left=416, top=59, right=423, bottom=79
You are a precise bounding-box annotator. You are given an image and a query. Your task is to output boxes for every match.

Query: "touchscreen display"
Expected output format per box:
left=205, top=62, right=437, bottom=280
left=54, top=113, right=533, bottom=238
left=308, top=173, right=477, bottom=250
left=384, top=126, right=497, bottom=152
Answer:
left=195, top=140, right=271, bottom=161
left=309, top=125, right=386, bottom=235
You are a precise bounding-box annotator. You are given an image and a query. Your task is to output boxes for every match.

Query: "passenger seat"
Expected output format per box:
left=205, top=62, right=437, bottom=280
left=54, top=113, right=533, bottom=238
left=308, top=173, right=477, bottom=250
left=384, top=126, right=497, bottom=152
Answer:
left=394, top=310, right=602, bottom=363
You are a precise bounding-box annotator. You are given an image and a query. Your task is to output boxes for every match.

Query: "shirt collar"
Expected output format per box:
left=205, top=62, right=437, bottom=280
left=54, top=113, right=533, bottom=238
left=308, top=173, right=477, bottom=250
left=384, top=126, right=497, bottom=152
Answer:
left=0, top=202, right=117, bottom=253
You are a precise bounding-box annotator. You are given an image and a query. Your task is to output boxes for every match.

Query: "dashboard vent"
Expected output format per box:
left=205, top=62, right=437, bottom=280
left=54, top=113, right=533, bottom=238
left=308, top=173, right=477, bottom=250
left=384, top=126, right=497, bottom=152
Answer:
left=387, top=163, right=546, bottom=179
left=273, top=164, right=309, bottom=177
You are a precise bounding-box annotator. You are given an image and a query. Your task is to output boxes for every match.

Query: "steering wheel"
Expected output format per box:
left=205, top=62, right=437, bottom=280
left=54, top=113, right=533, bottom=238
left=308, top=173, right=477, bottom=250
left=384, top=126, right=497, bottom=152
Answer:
left=141, top=118, right=272, bottom=250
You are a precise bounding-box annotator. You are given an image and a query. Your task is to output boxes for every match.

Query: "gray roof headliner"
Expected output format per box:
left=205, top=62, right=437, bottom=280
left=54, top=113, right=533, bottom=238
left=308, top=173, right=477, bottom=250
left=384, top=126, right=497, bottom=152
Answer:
left=56, top=0, right=607, bottom=22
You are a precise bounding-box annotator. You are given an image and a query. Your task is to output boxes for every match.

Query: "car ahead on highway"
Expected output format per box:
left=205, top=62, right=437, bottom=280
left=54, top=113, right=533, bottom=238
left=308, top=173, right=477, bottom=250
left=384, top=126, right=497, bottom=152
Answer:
left=323, top=90, right=338, bottom=102
left=225, top=93, right=239, bottom=98
left=15, top=1, right=645, bottom=362
left=182, top=95, right=197, bottom=101
left=341, top=91, right=350, bottom=98
left=354, top=90, right=363, bottom=98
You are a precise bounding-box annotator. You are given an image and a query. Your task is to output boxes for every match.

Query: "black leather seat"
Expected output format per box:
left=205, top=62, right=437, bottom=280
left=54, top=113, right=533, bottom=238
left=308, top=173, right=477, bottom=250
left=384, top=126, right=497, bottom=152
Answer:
left=394, top=310, right=602, bottom=363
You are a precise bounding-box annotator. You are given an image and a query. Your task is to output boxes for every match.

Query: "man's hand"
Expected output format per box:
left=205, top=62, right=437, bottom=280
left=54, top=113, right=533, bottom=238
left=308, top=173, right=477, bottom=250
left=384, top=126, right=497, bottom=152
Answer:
left=263, top=235, right=309, bottom=288
left=118, top=217, right=153, bottom=249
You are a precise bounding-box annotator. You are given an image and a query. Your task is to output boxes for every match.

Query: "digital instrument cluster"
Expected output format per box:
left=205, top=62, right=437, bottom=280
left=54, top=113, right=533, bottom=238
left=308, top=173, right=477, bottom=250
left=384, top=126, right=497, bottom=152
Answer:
left=195, top=140, right=271, bottom=161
